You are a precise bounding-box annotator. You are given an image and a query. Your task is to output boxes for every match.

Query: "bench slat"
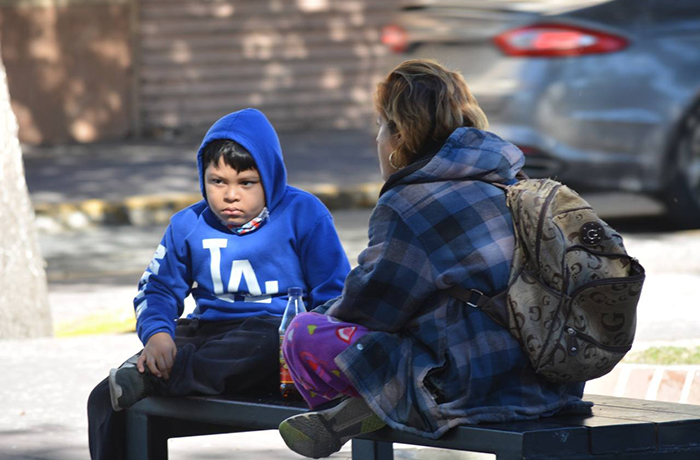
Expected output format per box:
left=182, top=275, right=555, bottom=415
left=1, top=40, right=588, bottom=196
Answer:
left=132, top=395, right=307, bottom=429
left=590, top=394, right=700, bottom=417
left=126, top=394, right=700, bottom=460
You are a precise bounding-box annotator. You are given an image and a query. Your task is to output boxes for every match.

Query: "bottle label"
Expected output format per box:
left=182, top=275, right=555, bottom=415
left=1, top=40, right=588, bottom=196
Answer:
left=280, top=335, right=294, bottom=385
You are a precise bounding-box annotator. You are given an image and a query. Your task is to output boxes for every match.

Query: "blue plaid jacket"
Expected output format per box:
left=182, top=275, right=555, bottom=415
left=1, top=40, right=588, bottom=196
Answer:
left=324, top=128, right=589, bottom=439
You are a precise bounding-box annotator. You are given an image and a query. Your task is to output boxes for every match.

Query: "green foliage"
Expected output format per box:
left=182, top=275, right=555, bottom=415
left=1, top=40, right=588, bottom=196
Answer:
left=624, top=347, right=700, bottom=365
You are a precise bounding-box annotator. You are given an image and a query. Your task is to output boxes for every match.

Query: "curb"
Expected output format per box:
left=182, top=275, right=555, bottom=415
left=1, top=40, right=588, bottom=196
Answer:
left=33, top=182, right=384, bottom=231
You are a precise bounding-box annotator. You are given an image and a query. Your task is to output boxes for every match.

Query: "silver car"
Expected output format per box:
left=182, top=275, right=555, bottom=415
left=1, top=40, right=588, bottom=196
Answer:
left=382, top=0, right=700, bottom=227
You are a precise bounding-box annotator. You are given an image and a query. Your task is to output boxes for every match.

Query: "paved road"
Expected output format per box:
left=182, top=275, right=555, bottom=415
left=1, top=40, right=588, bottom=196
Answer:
left=2, top=207, right=698, bottom=460
left=23, top=131, right=383, bottom=206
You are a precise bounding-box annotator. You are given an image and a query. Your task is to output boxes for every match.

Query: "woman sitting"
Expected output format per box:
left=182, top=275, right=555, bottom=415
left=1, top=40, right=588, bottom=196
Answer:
left=278, top=59, right=590, bottom=459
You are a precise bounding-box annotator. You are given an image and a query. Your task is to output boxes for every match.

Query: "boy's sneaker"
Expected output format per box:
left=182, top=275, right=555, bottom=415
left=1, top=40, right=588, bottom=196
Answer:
left=108, top=353, right=161, bottom=412
left=278, top=397, right=386, bottom=458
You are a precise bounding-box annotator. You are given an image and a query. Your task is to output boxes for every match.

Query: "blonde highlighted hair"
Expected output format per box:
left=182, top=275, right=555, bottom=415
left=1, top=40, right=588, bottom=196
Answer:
left=375, top=59, right=488, bottom=168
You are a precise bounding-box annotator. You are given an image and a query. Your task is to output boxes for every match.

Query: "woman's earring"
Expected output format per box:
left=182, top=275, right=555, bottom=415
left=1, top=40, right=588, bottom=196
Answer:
left=389, top=151, right=400, bottom=170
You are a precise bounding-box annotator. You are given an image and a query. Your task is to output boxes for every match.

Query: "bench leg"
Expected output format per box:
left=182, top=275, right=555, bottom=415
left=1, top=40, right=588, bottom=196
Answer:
left=125, top=411, right=169, bottom=460
left=352, top=439, right=393, bottom=460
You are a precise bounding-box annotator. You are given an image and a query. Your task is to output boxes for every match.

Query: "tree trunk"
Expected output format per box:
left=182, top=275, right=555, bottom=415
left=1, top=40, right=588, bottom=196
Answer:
left=0, top=40, right=52, bottom=339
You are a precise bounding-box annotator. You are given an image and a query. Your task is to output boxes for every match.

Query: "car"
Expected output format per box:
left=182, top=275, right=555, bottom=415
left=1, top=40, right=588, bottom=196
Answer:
left=381, top=0, right=700, bottom=227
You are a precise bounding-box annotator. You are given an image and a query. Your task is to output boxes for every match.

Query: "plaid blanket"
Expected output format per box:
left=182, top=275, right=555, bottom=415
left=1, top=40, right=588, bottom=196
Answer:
left=323, top=128, right=588, bottom=439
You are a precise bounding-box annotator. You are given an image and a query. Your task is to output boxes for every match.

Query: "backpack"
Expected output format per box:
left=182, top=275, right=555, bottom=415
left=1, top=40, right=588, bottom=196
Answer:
left=450, top=178, right=645, bottom=383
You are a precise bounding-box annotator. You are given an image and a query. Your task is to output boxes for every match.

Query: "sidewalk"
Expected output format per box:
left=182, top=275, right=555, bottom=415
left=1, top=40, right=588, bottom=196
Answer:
left=1, top=332, right=490, bottom=460
left=23, top=128, right=384, bottom=231
left=4, top=329, right=698, bottom=460
left=13, top=130, right=700, bottom=459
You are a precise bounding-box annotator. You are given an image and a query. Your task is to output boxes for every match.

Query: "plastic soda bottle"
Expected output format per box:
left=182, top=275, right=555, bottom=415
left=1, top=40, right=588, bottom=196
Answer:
left=279, top=286, right=306, bottom=399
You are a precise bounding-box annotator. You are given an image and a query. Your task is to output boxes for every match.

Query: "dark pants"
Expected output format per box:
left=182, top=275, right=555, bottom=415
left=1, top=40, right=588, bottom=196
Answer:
left=87, top=316, right=281, bottom=460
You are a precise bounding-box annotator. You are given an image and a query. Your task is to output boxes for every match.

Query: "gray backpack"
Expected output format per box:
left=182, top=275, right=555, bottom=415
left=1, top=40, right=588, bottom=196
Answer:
left=450, top=178, right=645, bottom=383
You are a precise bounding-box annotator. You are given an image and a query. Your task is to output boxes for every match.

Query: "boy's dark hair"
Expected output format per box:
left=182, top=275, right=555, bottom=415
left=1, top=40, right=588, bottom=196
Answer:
left=202, top=139, right=257, bottom=172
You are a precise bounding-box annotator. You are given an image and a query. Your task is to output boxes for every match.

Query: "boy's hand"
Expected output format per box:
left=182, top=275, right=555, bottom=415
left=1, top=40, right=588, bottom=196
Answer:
left=138, top=332, right=177, bottom=380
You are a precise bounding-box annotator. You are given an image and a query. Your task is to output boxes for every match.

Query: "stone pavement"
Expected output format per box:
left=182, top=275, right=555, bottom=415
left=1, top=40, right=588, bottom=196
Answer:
left=586, top=362, right=700, bottom=405
left=5, top=329, right=697, bottom=460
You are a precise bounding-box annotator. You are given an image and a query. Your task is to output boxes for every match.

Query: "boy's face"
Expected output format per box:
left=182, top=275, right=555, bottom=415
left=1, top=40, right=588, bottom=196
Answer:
left=204, top=158, right=265, bottom=228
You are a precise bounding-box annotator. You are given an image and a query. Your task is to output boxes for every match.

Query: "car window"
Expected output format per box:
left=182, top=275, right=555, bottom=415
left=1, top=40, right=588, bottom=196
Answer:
left=564, top=0, right=700, bottom=32
left=645, top=0, right=700, bottom=22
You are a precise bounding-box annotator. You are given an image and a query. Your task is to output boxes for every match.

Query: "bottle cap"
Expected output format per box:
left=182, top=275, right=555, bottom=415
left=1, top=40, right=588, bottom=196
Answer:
left=288, top=287, right=303, bottom=297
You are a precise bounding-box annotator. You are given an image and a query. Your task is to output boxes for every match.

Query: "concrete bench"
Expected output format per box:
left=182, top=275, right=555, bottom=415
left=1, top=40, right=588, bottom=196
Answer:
left=125, top=393, right=700, bottom=459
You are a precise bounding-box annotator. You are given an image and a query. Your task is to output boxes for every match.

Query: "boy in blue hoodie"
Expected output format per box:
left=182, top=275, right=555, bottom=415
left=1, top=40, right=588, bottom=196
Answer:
left=87, top=109, right=351, bottom=460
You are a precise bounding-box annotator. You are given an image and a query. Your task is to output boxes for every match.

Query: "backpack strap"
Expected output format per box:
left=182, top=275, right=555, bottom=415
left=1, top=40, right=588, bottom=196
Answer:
left=447, top=286, right=510, bottom=329
left=489, top=182, right=509, bottom=192
left=516, top=170, right=529, bottom=181
left=478, top=170, right=528, bottom=192
left=446, top=286, right=489, bottom=308
left=446, top=169, right=528, bottom=328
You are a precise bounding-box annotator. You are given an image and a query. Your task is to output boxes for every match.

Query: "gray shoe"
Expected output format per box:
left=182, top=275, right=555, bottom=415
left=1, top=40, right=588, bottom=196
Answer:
left=108, top=353, right=160, bottom=412
left=278, top=397, right=386, bottom=458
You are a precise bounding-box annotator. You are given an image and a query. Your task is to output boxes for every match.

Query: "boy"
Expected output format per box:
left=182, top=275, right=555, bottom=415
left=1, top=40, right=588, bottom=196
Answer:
left=87, top=108, right=351, bottom=460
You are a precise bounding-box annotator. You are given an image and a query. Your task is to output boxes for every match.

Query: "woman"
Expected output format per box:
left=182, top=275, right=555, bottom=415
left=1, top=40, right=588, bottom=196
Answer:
left=278, top=59, right=590, bottom=459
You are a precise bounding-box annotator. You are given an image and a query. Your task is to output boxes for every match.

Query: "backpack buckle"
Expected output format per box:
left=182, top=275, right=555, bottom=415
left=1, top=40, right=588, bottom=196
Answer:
left=466, top=289, right=484, bottom=308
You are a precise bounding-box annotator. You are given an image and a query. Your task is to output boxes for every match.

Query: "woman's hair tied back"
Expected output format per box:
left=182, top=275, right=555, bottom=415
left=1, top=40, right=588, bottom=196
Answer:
left=375, top=59, right=488, bottom=168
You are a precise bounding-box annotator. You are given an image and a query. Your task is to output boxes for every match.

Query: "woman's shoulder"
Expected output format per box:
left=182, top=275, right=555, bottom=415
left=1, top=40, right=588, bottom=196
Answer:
left=377, top=180, right=511, bottom=242
left=381, top=178, right=503, bottom=212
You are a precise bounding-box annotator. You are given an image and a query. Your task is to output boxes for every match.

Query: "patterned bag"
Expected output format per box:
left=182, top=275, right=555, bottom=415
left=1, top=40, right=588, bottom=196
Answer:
left=450, top=178, right=645, bottom=382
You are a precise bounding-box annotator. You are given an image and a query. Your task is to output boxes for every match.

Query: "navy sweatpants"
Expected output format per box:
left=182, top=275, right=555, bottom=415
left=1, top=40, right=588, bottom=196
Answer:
left=87, top=316, right=281, bottom=460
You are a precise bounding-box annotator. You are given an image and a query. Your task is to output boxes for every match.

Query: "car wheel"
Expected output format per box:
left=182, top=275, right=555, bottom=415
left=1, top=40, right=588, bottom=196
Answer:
left=664, top=103, right=700, bottom=228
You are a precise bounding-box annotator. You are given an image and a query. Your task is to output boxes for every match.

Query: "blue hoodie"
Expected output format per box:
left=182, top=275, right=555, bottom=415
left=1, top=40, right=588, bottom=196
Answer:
left=134, top=109, right=351, bottom=345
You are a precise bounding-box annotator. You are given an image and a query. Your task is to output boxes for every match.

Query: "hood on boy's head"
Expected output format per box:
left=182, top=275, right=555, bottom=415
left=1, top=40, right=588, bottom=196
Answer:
left=197, top=108, right=288, bottom=212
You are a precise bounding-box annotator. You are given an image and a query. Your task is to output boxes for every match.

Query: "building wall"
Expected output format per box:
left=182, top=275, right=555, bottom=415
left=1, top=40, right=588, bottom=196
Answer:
left=0, top=0, right=399, bottom=144
left=136, top=0, right=399, bottom=136
left=0, top=0, right=131, bottom=145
